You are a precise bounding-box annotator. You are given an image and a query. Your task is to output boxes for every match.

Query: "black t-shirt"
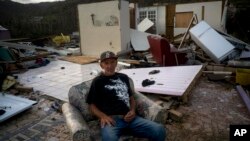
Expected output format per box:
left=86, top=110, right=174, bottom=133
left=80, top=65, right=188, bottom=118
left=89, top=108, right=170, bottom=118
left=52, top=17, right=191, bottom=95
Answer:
left=86, top=72, right=133, bottom=115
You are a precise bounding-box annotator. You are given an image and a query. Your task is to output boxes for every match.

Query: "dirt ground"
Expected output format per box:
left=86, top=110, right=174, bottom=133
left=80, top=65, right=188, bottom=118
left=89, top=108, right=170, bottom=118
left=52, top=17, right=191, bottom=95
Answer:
left=166, top=76, right=250, bottom=141
left=0, top=75, right=249, bottom=141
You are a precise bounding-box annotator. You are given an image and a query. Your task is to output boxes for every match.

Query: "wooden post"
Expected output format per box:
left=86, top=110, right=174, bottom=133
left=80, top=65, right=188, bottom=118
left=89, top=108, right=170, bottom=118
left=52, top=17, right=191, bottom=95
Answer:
left=178, top=14, right=198, bottom=49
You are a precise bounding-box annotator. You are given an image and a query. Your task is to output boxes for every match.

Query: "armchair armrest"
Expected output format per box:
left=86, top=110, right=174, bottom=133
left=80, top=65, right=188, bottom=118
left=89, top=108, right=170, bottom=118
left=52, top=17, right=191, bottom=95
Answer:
left=134, top=91, right=167, bottom=124
left=128, top=78, right=167, bottom=124
left=62, top=103, right=92, bottom=141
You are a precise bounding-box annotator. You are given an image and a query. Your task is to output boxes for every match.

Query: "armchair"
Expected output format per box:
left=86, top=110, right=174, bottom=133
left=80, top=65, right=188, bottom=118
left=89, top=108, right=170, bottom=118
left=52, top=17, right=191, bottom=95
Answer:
left=147, top=35, right=187, bottom=66
left=62, top=78, right=167, bottom=141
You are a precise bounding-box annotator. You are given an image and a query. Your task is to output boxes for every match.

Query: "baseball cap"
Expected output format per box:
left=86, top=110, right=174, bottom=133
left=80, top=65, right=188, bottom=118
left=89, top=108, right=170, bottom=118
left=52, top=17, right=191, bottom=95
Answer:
left=100, top=51, right=118, bottom=62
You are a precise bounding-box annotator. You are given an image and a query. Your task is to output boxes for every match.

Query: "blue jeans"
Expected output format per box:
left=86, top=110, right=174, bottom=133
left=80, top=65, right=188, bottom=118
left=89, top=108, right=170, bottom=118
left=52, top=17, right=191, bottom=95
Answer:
left=101, top=115, right=166, bottom=141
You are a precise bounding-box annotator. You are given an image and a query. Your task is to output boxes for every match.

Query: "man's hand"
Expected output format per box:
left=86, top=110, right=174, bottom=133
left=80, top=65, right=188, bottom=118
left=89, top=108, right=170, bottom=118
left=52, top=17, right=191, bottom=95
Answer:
left=89, top=104, right=116, bottom=128
left=100, top=115, right=116, bottom=128
left=124, top=109, right=136, bottom=122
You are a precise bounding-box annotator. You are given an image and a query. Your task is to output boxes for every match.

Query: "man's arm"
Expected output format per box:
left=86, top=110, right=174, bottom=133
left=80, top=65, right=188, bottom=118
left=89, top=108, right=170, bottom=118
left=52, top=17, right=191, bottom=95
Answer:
left=89, top=104, right=115, bottom=127
left=124, top=77, right=137, bottom=122
left=129, top=96, right=136, bottom=112
left=128, top=77, right=136, bottom=112
left=124, top=96, right=136, bottom=122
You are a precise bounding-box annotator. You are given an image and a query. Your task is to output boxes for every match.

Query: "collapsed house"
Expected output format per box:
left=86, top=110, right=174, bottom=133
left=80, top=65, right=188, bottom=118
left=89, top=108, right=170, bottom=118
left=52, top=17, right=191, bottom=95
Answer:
left=0, top=0, right=250, bottom=140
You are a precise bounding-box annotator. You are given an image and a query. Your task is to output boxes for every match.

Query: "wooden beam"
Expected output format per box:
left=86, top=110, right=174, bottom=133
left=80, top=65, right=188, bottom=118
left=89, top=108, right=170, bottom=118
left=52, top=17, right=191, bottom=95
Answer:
left=235, top=85, right=250, bottom=113
left=168, top=109, right=183, bottom=122
left=202, top=6, right=205, bottom=20
left=202, top=71, right=232, bottom=75
left=228, top=60, right=250, bottom=68
left=14, top=85, right=33, bottom=92
left=177, top=14, right=198, bottom=49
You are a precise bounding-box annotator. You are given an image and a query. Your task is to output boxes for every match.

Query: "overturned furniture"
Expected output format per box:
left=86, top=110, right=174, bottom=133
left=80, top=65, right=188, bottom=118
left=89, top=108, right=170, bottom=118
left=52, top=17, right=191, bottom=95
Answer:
left=189, top=21, right=236, bottom=63
left=62, top=78, right=167, bottom=141
left=147, top=35, right=188, bottom=66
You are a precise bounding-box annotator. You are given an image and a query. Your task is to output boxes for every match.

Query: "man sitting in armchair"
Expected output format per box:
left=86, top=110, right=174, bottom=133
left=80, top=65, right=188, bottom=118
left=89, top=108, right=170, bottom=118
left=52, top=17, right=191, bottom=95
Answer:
left=62, top=51, right=167, bottom=141
left=86, top=51, right=166, bottom=141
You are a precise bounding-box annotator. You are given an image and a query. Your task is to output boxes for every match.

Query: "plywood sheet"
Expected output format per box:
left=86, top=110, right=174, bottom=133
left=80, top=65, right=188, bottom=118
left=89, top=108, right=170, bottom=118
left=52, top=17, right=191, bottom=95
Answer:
left=0, top=94, right=37, bottom=122
left=175, top=12, right=193, bottom=28
left=119, top=65, right=203, bottom=96
left=59, top=56, right=98, bottom=65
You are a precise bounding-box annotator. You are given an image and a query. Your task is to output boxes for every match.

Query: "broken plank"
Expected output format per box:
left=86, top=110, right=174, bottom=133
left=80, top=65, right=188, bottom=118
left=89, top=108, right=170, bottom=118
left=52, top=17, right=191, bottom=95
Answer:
left=59, top=55, right=98, bottom=65
left=205, top=65, right=236, bottom=73
left=119, top=59, right=141, bottom=65
left=14, top=85, right=33, bottom=92
left=202, top=71, right=232, bottom=75
left=168, top=109, right=183, bottom=122
left=162, top=100, right=174, bottom=110
left=228, top=60, right=250, bottom=68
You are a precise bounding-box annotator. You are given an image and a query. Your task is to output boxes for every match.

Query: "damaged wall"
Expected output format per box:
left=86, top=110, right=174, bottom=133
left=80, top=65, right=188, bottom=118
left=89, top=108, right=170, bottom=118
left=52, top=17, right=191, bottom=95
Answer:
left=78, top=0, right=130, bottom=57
left=136, top=1, right=222, bottom=37
left=136, top=6, right=166, bottom=35
left=175, top=1, right=222, bottom=36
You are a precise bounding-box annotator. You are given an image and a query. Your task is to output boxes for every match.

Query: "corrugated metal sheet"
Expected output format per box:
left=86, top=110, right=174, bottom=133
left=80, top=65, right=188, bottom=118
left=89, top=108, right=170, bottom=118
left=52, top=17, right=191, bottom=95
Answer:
left=119, top=65, right=203, bottom=96
left=0, top=94, right=37, bottom=123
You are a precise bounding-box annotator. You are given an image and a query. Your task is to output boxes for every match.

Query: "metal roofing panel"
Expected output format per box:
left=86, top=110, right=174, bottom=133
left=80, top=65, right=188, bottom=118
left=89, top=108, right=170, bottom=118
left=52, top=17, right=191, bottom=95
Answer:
left=130, top=29, right=151, bottom=51
left=119, top=65, right=203, bottom=96
left=0, top=94, right=37, bottom=123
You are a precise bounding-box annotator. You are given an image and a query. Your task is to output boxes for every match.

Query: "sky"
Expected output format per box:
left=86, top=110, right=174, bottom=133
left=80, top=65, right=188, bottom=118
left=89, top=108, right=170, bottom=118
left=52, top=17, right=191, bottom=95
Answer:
left=11, top=0, right=64, bottom=4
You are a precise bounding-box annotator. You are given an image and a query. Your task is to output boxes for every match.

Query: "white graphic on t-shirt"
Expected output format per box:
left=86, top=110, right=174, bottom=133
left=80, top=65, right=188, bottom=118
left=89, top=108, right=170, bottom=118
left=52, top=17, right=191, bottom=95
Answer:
left=104, top=78, right=130, bottom=108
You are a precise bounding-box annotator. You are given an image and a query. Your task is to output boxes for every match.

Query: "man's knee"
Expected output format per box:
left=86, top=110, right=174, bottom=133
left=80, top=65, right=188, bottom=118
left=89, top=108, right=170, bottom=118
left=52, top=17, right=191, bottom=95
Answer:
left=101, top=127, right=119, bottom=141
left=102, top=133, right=118, bottom=141
left=152, top=124, right=166, bottom=141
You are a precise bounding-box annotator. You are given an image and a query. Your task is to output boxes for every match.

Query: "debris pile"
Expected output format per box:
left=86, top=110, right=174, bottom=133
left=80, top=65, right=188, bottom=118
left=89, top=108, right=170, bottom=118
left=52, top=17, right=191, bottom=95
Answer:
left=1, top=19, right=250, bottom=124
left=0, top=32, right=81, bottom=122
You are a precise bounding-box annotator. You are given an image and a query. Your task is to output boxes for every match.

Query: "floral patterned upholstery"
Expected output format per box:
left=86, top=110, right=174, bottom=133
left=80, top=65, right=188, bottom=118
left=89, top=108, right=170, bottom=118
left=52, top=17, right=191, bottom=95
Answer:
left=64, top=78, right=167, bottom=141
left=68, top=80, right=96, bottom=122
